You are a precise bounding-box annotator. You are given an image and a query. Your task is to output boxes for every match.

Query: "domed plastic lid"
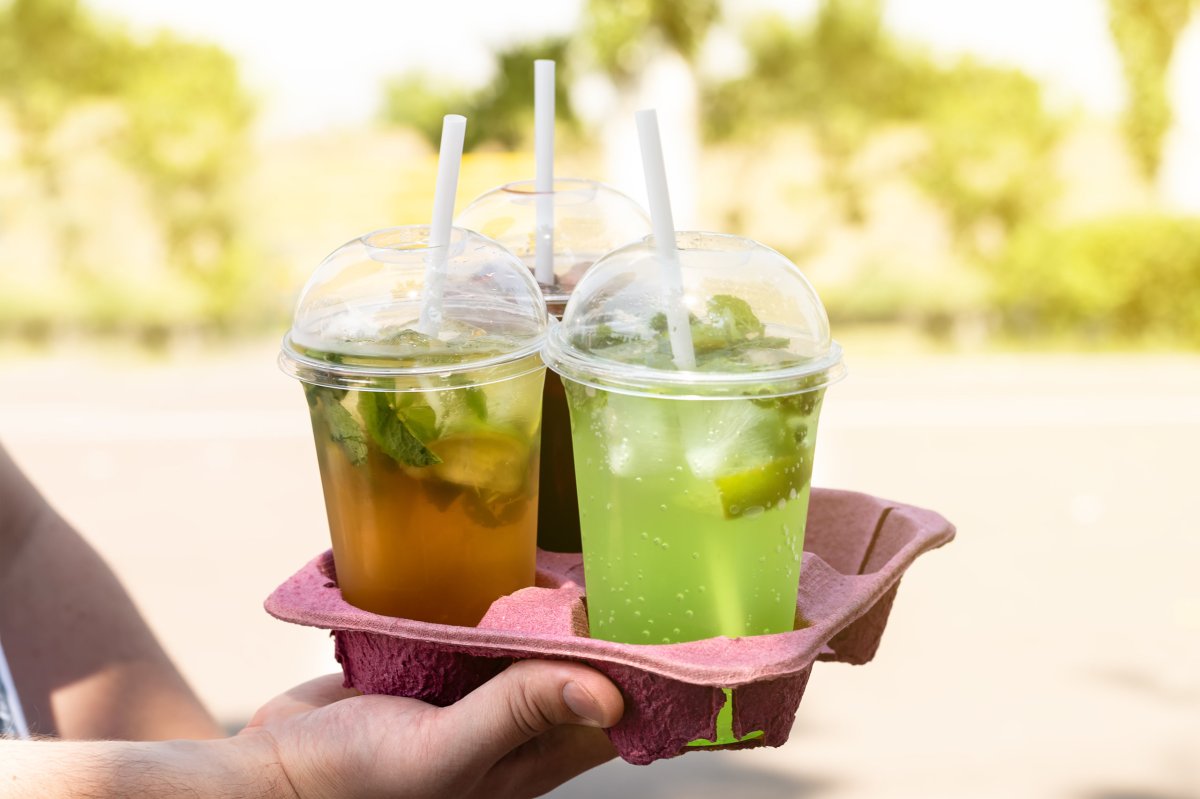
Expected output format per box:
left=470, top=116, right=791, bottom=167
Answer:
left=456, top=178, right=651, bottom=308
left=280, top=225, right=548, bottom=391
left=544, top=232, right=845, bottom=398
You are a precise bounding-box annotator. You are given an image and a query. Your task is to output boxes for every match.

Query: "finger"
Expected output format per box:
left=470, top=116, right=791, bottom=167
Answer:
left=483, top=723, right=619, bottom=799
left=435, top=660, right=624, bottom=770
left=243, top=674, right=359, bottom=729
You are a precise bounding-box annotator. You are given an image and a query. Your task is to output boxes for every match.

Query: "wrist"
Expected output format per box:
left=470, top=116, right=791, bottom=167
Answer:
left=103, top=737, right=298, bottom=799
left=211, top=733, right=300, bottom=799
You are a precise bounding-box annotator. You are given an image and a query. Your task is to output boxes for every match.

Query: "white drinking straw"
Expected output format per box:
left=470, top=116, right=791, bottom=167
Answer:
left=635, top=109, right=696, bottom=370
left=418, top=113, right=467, bottom=337
left=534, top=59, right=556, bottom=286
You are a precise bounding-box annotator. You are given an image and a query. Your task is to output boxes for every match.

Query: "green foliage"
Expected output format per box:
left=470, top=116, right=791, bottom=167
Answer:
left=1107, top=0, right=1196, bottom=180
left=0, top=0, right=127, bottom=167
left=705, top=3, right=927, bottom=142
left=0, top=0, right=132, bottom=272
left=379, top=72, right=472, bottom=150
left=358, top=391, right=441, bottom=468
left=912, top=60, right=1061, bottom=256
left=0, top=0, right=266, bottom=339
left=706, top=1, right=1060, bottom=236
left=307, top=387, right=368, bottom=466
left=380, top=38, right=577, bottom=152
left=706, top=1, right=936, bottom=221
left=583, top=0, right=719, bottom=79
left=116, top=34, right=256, bottom=324
left=992, top=216, right=1200, bottom=346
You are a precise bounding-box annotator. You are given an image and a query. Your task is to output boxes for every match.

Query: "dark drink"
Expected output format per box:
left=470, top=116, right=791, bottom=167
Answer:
left=537, top=370, right=581, bottom=552
left=455, top=179, right=652, bottom=552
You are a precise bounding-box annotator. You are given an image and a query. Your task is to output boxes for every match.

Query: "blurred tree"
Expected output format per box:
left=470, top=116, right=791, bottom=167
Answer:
left=0, top=0, right=262, bottom=337
left=380, top=38, right=577, bottom=152
left=583, top=0, right=718, bottom=83
left=466, top=38, right=578, bottom=151
left=580, top=0, right=719, bottom=226
left=115, top=33, right=257, bottom=328
left=706, top=0, right=1059, bottom=248
left=705, top=0, right=929, bottom=223
left=913, top=61, right=1060, bottom=258
left=380, top=73, right=471, bottom=150
left=0, top=0, right=130, bottom=270
left=994, top=216, right=1200, bottom=345
left=1107, top=0, right=1196, bottom=181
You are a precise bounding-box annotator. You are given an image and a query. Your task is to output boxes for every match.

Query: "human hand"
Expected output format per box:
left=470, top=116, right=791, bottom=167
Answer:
left=238, top=660, right=624, bottom=799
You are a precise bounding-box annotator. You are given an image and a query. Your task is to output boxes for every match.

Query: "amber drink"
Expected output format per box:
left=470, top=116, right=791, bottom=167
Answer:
left=281, top=226, right=550, bottom=624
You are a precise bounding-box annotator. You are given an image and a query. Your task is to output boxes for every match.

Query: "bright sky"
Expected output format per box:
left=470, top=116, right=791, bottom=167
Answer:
left=88, top=0, right=1128, bottom=136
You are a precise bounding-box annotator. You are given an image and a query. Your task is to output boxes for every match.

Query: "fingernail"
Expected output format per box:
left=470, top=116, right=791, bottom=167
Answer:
left=563, top=680, right=606, bottom=727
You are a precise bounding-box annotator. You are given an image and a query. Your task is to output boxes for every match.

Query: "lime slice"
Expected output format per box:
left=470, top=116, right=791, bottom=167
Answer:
left=687, top=688, right=764, bottom=747
left=420, top=431, right=530, bottom=495
left=714, top=456, right=805, bottom=519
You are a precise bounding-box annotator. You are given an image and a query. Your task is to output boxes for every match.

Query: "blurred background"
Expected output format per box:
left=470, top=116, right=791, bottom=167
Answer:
left=0, top=0, right=1196, bottom=796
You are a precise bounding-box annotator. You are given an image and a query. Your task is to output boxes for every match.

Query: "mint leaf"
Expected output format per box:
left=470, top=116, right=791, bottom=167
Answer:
left=689, top=295, right=768, bottom=354
left=391, top=393, right=439, bottom=441
left=324, top=399, right=369, bottom=465
left=576, top=322, right=639, bottom=350
left=358, top=392, right=442, bottom=468
left=582, top=295, right=797, bottom=373
left=378, top=327, right=437, bottom=348
left=751, top=387, right=824, bottom=418
left=707, top=294, right=764, bottom=340
left=304, top=386, right=367, bottom=465
left=304, top=383, right=346, bottom=407
left=464, top=386, right=488, bottom=421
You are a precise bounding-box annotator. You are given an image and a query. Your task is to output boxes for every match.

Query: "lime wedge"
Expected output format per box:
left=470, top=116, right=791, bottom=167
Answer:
left=713, top=456, right=804, bottom=519
left=421, top=431, right=529, bottom=495
left=687, top=688, right=764, bottom=748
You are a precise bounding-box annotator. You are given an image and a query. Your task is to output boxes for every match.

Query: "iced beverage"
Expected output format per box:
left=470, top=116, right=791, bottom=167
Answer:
left=281, top=225, right=550, bottom=625
left=303, top=354, right=544, bottom=624
left=457, top=179, right=651, bottom=552
left=545, top=232, right=844, bottom=645
left=565, top=383, right=823, bottom=643
left=537, top=362, right=582, bottom=553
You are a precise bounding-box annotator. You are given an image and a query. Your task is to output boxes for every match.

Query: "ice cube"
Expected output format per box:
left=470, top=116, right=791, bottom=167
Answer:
left=680, top=399, right=788, bottom=479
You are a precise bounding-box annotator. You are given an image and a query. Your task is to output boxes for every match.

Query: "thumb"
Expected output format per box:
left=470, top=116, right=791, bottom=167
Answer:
left=435, top=660, right=624, bottom=769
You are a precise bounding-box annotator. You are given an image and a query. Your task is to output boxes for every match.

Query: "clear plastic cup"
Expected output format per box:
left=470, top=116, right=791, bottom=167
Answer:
left=279, top=226, right=549, bottom=625
left=457, top=178, right=650, bottom=553
left=543, top=232, right=845, bottom=644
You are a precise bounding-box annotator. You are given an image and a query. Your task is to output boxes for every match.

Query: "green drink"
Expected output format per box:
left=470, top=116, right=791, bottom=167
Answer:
left=545, top=232, right=844, bottom=646
left=566, top=385, right=823, bottom=643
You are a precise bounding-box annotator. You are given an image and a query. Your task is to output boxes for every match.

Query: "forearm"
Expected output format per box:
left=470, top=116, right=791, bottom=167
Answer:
left=0, top=446, right=43, bottom=564
left=0, top=445, right=221, bottom=739
left=0, top=736, right=294, bottom=799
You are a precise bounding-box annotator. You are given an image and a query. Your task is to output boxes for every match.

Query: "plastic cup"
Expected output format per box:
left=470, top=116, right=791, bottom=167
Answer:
left=543, top=232, right=845, bottom=644
left=279, top=226, right=549, bottom=625
left=457, top=178, right=650, bottom=553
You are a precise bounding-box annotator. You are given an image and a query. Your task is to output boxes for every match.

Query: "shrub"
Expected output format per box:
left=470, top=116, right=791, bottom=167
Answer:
left=991, top=215, right=1200, bottom=346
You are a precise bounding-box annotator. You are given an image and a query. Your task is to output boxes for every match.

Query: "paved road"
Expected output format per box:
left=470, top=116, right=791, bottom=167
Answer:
left=1, top=345, right=1197, bottom=799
